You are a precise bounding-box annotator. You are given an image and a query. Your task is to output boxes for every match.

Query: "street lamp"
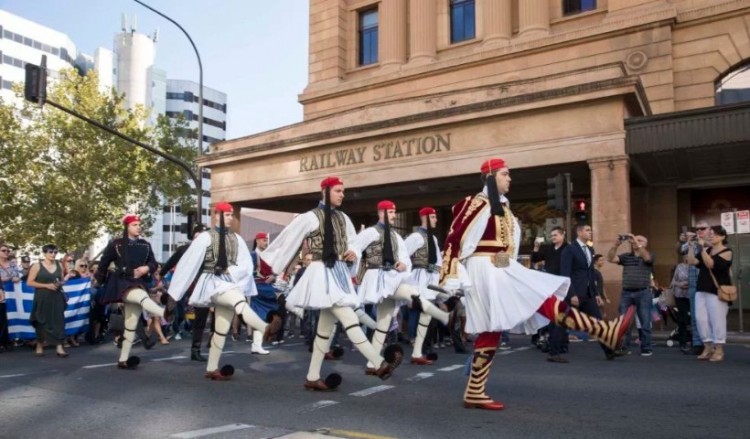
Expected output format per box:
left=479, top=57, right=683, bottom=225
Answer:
left=134, top=0, right=205, bottom=227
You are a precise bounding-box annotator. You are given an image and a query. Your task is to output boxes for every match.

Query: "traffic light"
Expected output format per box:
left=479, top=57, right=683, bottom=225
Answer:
left=186, top=211, right=196, bottom=237
left=24, top=56, right=47, bottom=105
left=574, top=199, right=588, bottom=224
left=546, top=174, right=565, bottom=211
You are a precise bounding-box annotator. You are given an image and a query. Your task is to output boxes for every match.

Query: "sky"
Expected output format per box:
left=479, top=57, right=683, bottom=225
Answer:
left=0, top=0, right=310, bottom=139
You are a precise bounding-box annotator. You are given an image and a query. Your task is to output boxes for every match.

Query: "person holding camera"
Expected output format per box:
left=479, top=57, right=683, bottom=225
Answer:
left=677, top=221, right=710, bottom=354
left=26, top=244, right=70, bottom=358
left=607, top=233, right=654, bottom=356
left=686, top=225, right=733, bottom=362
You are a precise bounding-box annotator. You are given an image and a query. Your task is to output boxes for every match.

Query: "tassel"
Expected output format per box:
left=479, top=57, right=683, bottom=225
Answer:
left=486, top=174, right=505, bottom=217
left=216, top=212, right=228, bottom=275
left=322, top=186, right=337, bottom=268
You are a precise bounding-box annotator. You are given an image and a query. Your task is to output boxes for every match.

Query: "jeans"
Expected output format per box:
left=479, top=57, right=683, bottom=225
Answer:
left=675, top=297, right=690, bottom=346
left=619, top=288, right=652, bottom=351
left=689, top=285, right=703, bottom=347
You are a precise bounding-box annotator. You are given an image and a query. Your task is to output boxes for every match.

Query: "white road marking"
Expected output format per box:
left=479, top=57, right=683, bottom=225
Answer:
left=514, top=346, right=533, bottom=352
left=349, top=385, right=395, bottom=397
left=406, top=372, right=434, bottom=382
left=280, top=342, right=304, bottom=347
left=437, top=364, right=464, bottom=372
left=0, top=374, right=27, bottom=378
left=170, top=423, right=254, bottom=438
left=82, top=363, right=118, bottom=369
left=299, top=400, right=339, bottom=413
left=151, top=355, right=188, bottom=362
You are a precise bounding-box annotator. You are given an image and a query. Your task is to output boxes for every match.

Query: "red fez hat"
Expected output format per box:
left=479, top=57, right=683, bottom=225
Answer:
left=122, top=214, right=141, bottom=226
left=320, top=176, right=344, bottom=189
left=377, top=200, right=396, bottom=211
left=215, top=202, right=234, bottom=213
left=419, top=207, right=436, bottom=217
left=480, top=158, right=506, bottom=174
left=255, top=232, right=268, bottom=240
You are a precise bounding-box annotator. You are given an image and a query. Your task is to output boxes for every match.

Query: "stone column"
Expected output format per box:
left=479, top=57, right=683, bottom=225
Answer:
left=519, top=0, right=550, bottom=37
left=482, top=0, right=512, bottom=45
left=380, top=0, right=407, bottom=67
left=409, top=0, right=437, bottom=63
left=589, top=156, right=630, bottom=317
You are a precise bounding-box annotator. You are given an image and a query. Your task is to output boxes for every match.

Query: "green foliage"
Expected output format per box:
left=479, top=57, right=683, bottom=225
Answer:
left=0, top=69, right=197, bottom=252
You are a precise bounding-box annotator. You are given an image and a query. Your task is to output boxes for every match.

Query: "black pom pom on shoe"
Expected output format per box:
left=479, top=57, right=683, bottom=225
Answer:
left=324, top=373, right=342, bottom=390
left=220, top=364, right=235, bottom=377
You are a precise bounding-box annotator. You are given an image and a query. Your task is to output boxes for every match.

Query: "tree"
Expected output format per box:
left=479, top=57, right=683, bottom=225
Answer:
left=0, top=68, right=197, bottom=253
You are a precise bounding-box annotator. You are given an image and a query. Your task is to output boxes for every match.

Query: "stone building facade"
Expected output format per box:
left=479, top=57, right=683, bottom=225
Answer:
left=201, top=0, right=750, bottom=318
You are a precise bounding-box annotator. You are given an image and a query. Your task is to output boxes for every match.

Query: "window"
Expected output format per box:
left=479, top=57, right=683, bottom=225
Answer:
left=23, top=37, right=31, bottom=47
left=563, top=0, right=597, bottom=15
left=450, top=0, right=476, bottom=43
left=358, top=8, right=378, bottom=66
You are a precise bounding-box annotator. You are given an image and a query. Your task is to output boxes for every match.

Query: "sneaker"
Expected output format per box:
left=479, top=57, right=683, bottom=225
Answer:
left=640, top=349, right=653, bottom=357
left=499, top=342, right=511, bottom=351
left=174, top=333, right=182, bottom=341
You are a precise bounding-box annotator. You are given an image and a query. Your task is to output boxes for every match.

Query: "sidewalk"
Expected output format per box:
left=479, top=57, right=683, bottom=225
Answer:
left=651, top=330, right=750, bottom=344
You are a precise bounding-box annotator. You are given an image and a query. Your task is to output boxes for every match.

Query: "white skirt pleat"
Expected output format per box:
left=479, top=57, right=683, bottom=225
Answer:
left=463, top=257, right=570, bottom=335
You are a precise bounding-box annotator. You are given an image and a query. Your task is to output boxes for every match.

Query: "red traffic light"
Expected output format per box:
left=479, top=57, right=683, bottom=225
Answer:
left=575, top=200, right=586, bottom=211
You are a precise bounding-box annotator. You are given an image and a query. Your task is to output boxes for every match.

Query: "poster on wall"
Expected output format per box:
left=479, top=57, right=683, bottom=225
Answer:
left=721, top=212, right=736, bottom=234
left=737, top=210, right=750, bottom=234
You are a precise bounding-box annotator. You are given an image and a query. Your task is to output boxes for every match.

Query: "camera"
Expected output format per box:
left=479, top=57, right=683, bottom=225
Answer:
left=617, top=234, right=630, bottom=241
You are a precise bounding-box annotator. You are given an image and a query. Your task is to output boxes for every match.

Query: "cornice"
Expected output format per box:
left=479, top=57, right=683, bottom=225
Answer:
left=200, top=73, right=644, bottom=167
left=677, top=0, right=750, bottom=24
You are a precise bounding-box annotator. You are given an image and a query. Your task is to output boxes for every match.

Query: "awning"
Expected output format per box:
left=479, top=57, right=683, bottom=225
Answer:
left=626, top=102, right=750, bottom=186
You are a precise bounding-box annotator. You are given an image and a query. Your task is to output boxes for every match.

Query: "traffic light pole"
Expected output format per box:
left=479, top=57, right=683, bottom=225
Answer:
left=45, top=100, right=202, bottom=204
left=564, top=173, right=572, bottom=237
left=25, top=58, right=202, bottom=223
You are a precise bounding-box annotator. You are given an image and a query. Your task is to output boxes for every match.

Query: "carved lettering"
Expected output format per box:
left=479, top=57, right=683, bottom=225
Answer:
left=298, top=132, right=452, bottom=172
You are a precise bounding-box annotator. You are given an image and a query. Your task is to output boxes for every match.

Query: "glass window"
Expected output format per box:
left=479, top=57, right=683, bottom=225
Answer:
left=183, top=91, right=194, bottom=102
left=450, top=0, right=476, bottom=44
left=33, top=41, right=41, bottom=50
left=563, top=0, right=597, bottom=15
left=358, top=8, right=378, bottom=66
left=23, top=37, right=32, bottom=47
left=3, top=30, right=11, bottom=39
left=13, top=33, right=22, bottom=43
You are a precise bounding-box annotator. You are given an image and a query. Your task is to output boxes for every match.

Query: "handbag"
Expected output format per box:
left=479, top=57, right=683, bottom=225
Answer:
left=708, top=268, right=737, bottom=303
left=659, top=287, right=676, bottom=308
left=109, top=307, right=125, bottom=332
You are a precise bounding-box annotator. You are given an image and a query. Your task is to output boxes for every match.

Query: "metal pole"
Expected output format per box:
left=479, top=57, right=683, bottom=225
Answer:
left=736, top=234, right=744, bottom=332
left=133, top=0, right=204, bottom=225
left=564, top=173, right=572, bottom=237
left=45, top=99, right=202, bottom=203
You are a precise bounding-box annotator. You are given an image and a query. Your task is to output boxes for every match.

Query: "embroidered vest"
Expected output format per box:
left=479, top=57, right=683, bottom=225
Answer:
left=307, top=207, right=348, bottom=260
left=364, top=225, right=400, bottom=268
left=411, top=229, right=432, bottom=269
left=474, top=193, right=516, bottom=256
left=202, top=229, right=239, bottom=273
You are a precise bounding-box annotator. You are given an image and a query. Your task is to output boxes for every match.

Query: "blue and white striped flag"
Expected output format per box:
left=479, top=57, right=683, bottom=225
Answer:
left=3, top=278, right=91, bottom=340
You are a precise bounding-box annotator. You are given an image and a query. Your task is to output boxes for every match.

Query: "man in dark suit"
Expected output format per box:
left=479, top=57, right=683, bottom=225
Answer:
left=532, top=226, right=570, bottom=363
left=561, top=224, right=620, bottom=360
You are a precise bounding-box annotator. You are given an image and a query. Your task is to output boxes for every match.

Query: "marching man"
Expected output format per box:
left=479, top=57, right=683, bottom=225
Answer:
left=354, top=201, right=450, bottom=374
left=404, top=206, right=451, bottom=365
left=168, top=202, right=281, bottom=380
left=261, top=176, right=402, bottom=391
left=440, top=158, right=635, bottom=410
left=94, top=214, right=165, bottom=370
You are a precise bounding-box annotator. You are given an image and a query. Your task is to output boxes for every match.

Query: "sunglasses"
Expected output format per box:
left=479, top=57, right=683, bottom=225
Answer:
left=79, top=265, right=88, bottom=268
left=0, top=249, right=8, bottom=253
left=46, top=250, right=59, bottom=254
left=696, top=227, right=708, bottom=231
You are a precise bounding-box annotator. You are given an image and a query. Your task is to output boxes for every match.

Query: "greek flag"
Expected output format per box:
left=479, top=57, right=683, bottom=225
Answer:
left=3, top=278, right=91, bottom=340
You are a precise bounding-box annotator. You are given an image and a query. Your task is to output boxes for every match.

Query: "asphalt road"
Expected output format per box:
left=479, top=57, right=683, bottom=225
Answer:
left=1, top=334, right=749, bottom=439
